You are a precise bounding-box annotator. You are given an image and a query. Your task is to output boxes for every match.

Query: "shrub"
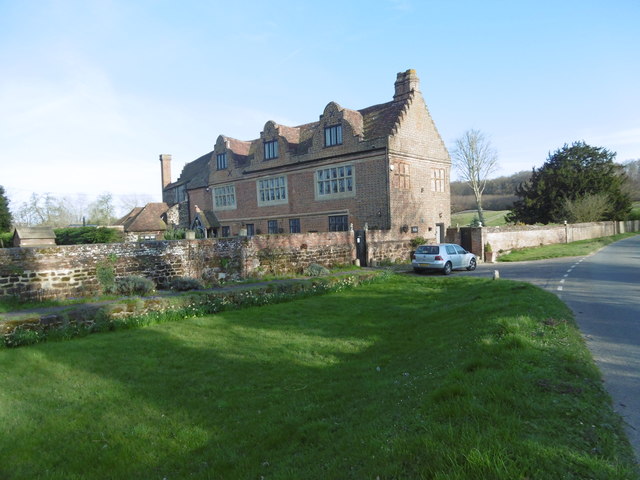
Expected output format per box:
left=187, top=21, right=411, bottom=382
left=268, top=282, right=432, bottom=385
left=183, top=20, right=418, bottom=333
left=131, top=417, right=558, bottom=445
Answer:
left=114, top=276, right=155, bottom=296
left=96, top=255, right=117, bottom=294
left=55, top=227, right=123, bottom=245
left=169, top=277, right=204, bottom=291
left=0, top=231, right=12, bottom=248
left=303, top=263, right=330, bottom=277
left=164, top=228, right=186, bottom=240
left=410, top=237, right=427, bottom=248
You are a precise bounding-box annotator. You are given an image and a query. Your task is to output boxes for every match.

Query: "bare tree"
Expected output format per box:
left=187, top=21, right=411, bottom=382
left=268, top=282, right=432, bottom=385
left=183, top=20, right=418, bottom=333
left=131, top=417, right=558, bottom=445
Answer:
left=451, top=129, right=499, bottom=226
left=118, top=193, right=154, bottom=217
left=13, top=193, right=78, bottom=227
left=87, top=193, right=116, bottom=225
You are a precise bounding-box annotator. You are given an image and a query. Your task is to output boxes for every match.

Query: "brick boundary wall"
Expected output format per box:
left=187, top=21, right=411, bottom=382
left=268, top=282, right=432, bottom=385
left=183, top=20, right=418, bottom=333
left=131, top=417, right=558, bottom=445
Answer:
left=2, top=220, right=638, bottom=300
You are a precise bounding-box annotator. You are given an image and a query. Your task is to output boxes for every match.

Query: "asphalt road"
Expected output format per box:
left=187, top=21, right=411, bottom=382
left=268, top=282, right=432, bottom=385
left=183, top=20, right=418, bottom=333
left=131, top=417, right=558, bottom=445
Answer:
left=424, top=238, right=640, bottom=463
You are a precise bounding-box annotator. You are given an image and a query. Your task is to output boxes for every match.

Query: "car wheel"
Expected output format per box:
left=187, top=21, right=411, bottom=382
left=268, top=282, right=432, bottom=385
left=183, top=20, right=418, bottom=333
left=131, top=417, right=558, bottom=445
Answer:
left=443, top=262, right=452, bottom=275
left=466, top=258, right=477, bottom=271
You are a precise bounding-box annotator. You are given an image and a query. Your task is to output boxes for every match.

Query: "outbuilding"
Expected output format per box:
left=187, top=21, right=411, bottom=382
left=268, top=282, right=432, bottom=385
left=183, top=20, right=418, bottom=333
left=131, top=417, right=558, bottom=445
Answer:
left=13, top=227, right=57, bottom=247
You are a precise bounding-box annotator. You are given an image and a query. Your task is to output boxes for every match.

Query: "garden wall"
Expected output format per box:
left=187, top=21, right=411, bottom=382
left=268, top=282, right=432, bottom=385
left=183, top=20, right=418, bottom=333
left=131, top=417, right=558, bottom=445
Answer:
left=0, top=233, right=357, bottom=300
left=2, top=220, right=638, bottom=300
left=0, top=239, right=244, bottom=300
left=447, top=220, right=640, bottom=259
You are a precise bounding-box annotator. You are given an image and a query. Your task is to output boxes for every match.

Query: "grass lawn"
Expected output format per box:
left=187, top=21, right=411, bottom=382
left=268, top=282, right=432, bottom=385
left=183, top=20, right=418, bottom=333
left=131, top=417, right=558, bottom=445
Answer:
left=498, top=232, right=640, bottom=262
left=451, top=210, right=509, bottom=227
left=0, top=275, right=636, bottom=479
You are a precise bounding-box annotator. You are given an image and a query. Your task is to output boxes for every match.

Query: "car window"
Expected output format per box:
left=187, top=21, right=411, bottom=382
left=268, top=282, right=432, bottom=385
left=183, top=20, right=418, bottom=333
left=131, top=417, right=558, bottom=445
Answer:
left=416, top=245, right=439, bottom=254
left=455, top=245, right=467, bottom=254
left=446, top=245, right=456, bottom=255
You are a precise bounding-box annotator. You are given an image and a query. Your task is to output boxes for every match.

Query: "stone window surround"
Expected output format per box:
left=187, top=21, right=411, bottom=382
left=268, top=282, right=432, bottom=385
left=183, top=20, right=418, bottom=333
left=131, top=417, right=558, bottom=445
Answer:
left=315, top=162, right=355, bottom=201
left=257, top=175, right=288, bottom=207
left=213, top=184, right=236, bottom=210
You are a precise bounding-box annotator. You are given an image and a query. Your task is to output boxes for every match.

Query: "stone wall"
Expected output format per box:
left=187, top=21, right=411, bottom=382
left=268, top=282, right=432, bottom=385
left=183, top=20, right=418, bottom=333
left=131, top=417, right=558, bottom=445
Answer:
left=0, top=239, right=244, bottom=300
left=0, top=233, right=358, bottom=300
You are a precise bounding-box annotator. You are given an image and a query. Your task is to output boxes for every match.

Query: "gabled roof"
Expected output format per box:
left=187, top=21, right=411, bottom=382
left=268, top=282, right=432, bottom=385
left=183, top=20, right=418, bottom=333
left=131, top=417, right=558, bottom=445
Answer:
left=115, top=203, right=168, bottom=232
left=359, top=99, right=410, bottom=139
left=166, top=152, right=212, bottom=191
left=192, top=210, right=220, bottom=229
left=172, top=70, right=427, bottom=176
left=13, top=227, right=56, bottom=240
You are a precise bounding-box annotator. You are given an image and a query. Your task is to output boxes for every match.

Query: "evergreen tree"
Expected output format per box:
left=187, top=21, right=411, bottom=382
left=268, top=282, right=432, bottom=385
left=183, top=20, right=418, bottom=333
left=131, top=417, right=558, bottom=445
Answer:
left=506, top=142, right=631, bottom=224
left=0, top=186, right=12, bottom=232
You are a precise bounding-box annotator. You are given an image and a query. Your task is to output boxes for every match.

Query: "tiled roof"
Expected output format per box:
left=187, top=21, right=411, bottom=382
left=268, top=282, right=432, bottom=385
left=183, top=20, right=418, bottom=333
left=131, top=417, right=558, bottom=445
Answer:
left=226, top=137, right=251, bottom=156
left=192, top=210, right=220, bottom=229
left=115, top=203, right=168, bottom=232
left=359, top=99, right=410, bottom=139
left=175, top=152, right=212, bottom=190
left=278, top=124, right=301, bottom=145
left=174, top=71, right=418, bottom=175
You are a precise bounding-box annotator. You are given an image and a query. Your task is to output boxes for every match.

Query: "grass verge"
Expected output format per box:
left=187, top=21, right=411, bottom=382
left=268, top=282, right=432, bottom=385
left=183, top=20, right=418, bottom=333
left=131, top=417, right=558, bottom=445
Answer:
left=498, top=232, right=640, bottom=262
left=0, top=275, right=636, bottom=479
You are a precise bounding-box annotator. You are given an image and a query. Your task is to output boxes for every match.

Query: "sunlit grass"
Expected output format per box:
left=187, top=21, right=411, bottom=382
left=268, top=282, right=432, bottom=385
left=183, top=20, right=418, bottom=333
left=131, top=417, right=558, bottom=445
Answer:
left=0, top=275, right=636, bottom=479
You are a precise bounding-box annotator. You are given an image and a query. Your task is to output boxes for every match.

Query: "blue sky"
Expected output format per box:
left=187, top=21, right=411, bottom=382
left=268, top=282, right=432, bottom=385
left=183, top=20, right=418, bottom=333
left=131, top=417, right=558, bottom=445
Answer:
left=1, top=0, right=639, bottom=213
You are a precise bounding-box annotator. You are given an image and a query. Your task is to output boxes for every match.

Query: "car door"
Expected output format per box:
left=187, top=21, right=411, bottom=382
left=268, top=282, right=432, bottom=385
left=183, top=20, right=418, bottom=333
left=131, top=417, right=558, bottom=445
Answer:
left=454, top=245, right=469, bottom=267
left=445, top=245, right=460, bottom=268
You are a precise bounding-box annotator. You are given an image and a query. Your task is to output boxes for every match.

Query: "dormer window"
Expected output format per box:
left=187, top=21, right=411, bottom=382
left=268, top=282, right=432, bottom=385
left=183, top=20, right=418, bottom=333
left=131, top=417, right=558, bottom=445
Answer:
left=264, top=140, right=278, bottom=160
left=324, top=124, right=342, bottom=147
left=216, top=153, right=227, bottom=170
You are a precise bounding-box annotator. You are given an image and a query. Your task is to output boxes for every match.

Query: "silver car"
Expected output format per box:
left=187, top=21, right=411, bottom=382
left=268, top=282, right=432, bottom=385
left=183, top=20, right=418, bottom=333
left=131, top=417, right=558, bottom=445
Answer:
left=411, top=243, right=477, bottom=275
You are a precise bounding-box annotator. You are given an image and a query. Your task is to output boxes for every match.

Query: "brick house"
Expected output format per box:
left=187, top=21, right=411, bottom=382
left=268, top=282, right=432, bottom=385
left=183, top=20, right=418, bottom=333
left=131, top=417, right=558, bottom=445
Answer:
left=162, top=69, right=451, bottom=241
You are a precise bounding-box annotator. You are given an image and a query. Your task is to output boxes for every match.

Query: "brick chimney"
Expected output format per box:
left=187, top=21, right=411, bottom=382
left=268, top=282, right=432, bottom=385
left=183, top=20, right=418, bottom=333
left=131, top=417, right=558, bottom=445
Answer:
left=160, top=154, right=172, bottom=189
left=393, top=69, right=420, bottom=101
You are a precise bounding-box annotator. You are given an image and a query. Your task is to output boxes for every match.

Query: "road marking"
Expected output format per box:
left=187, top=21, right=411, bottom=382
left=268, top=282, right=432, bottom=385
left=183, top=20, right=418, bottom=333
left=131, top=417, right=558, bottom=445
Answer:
left=559, top=257, right=586, bottom=294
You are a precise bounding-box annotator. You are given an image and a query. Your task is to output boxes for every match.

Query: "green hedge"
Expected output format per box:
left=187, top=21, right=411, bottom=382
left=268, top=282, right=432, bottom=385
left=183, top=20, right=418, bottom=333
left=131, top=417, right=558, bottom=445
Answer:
left=54, top=227, right=123, bottom=245
left=0, top=231, right=12, bottom=248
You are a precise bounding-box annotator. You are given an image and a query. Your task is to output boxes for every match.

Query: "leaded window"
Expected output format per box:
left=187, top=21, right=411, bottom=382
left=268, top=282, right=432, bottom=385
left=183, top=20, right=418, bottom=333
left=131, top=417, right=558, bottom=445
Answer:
left=317, top=165, right=354, bottom=197
left=328, top=215, right=349, bottom=232
left=214, top=184, right=236, bottom=209
left=289, top=218, right=300, bottom=233
left=264, top=140, right=278, bottom=160
left=216, top=153, right=227, bottom=170
left=258, top=176, right=287, bottom=205
left=324, top=124, right=342, bottom=147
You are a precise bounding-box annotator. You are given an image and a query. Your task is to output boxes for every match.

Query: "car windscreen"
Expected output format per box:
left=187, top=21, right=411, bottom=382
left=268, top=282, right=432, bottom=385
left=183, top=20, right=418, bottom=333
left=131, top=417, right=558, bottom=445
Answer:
left=415, top=245, right=439, bottom=254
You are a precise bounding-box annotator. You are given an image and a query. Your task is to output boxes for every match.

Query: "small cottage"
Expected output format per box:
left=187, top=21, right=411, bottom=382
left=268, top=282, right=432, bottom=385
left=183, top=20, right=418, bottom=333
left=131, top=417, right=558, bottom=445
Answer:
left=115, top=202, right=170, bottom=241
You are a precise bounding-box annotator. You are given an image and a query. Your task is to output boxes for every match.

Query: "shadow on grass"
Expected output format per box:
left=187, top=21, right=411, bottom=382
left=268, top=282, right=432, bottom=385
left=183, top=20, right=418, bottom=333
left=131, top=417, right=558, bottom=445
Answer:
left=1, top=276, right=636, bottom=479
